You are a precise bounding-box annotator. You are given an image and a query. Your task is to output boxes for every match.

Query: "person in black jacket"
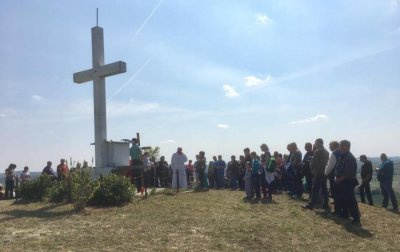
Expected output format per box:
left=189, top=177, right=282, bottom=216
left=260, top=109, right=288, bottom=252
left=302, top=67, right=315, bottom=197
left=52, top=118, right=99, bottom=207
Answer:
left=359, top=155, right=373, bottom=206
left=334, top=140, right=360, bottom=225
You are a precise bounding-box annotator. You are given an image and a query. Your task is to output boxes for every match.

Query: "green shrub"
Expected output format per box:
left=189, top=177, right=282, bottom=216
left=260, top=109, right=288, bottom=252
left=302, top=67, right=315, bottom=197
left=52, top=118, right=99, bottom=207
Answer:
left=89, top=174, right=134, bottom=206
left=18, top=175, right=55, bottom=202
left=46, top=180, right=68, bottom=203
left=70, top=167, right=96, bottom=211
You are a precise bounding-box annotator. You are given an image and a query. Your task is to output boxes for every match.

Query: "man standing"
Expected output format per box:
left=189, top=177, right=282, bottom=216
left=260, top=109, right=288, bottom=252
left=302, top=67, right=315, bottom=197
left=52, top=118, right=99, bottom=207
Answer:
left=57, top=159, right=69, bottom=180
left=130, top=138, right=143, bottom=192
left=359, top=155, right=374, bottom=206
left=251, top=151, right=262, bottom=199
left=227, top=155, right=240, bottom=190
left=171, top=147, right=188, bottom=189
left=42, top=161, right=56, bottom=178
left=130, top=138, right=142, bottom=165
left=185, top=160, right=194, bottom=188
left=377, top=153, right=398, bottom=212
left=196, top=151, right=207, bottom=189
left=215, top=155, right=226, bottom=190
left=303, top=142, right=314, bottom=196
left=303, top=139, right=329, bottom=210
left=208, top=156, right=217, bottom=189
left=156, top=156, right=169, bottom=188
left=238, top=155, right=246, bottom=191
left=289, top=143, right=303, bottom=199
left=334, top=140, right=360, bottom=225
left=324, top=141, right=340, bottom=214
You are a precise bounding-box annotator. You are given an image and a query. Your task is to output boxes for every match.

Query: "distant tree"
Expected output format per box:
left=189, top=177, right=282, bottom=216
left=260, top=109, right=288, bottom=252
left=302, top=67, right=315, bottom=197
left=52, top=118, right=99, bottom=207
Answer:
left=146, top=146, right=160, bottom=161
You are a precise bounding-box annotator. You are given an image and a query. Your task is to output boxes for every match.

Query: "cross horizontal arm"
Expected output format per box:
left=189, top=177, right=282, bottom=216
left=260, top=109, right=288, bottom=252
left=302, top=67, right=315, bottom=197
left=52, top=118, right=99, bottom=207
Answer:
left=97, top=61, right=127, bottom=78
left=73, top=69, right=93, bottom=84
left=73, top=61, right=127, bottom=84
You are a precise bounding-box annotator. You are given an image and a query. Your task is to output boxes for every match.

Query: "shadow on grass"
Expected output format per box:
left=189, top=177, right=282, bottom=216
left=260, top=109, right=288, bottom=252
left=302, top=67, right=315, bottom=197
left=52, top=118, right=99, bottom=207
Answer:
left=315, top=210, right=373, bottom=238
left=260, top=199, right=278, bottom=205
left=0, top=203, right=76, bottom=222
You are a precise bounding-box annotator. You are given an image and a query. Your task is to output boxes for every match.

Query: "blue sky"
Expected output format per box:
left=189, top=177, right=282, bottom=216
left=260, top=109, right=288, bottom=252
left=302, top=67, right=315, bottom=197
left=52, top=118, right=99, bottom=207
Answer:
left=1, top=0, right=400, bottom=171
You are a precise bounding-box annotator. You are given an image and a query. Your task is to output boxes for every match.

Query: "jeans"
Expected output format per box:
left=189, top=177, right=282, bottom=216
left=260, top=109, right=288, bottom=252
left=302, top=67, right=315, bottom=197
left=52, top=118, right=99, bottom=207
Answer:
left=309, top=176, right=329, bottom=207
left=359, top=180, right=373, bottom=205
left=336, top=179, right=360, bottom=221
left=252, top=174, right=261, bottom=198
left=230, top=174, right=238, bottom=190
left=380, top=181, right=398, bottom=210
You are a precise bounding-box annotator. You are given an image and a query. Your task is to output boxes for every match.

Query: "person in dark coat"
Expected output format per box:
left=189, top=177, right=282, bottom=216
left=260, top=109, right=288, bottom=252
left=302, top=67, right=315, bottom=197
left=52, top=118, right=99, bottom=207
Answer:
left=359, top=155, right=373, bottom=206
left=334, top=140, right=360, bottom=225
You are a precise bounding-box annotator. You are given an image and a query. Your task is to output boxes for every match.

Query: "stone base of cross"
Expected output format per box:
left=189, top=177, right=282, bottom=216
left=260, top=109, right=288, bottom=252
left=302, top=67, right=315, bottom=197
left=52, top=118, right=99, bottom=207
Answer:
left=73, top=26, right=127, bottom=178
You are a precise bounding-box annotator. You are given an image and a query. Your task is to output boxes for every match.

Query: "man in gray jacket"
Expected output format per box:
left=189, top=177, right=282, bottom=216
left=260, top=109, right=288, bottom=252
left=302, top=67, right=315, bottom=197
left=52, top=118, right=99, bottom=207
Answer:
left=303, top=138, right=329, bottom=210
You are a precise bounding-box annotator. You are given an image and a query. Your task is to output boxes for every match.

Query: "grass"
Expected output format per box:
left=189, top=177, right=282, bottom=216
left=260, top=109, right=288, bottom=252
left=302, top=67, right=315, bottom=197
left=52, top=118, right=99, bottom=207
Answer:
left=0, top=190, right=400, bottom=251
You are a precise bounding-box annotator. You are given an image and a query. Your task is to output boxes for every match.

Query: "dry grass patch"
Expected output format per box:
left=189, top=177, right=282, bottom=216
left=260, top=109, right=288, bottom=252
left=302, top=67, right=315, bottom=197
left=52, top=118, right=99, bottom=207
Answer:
left=0, top=190, right=399, bottom=251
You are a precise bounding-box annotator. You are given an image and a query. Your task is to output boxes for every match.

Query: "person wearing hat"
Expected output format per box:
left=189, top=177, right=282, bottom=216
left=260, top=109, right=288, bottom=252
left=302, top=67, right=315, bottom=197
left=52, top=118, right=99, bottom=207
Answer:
left=5, top=163, right=16, bottom=199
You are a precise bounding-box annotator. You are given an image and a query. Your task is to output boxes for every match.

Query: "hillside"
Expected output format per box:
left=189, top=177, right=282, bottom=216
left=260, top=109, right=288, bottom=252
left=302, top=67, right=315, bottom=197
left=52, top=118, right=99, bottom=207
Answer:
left=0, top=190, right=399, bottom=251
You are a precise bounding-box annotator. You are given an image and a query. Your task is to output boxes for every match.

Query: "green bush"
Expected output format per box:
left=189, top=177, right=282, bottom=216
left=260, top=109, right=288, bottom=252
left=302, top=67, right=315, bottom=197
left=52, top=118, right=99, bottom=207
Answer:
left=18, top=175, right=55, bottom=202
left=46, top=180, right=68, bottom=203
left=70, top=167, right=96, bottom=211
left=89, top=174, right=134, bottom=206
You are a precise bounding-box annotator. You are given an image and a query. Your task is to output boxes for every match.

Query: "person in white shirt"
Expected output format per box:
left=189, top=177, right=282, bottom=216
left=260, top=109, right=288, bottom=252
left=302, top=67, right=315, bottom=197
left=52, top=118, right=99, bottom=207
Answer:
left=324, top=141, right=340, bottom=214
left=171, top=147, right=188, bottom=189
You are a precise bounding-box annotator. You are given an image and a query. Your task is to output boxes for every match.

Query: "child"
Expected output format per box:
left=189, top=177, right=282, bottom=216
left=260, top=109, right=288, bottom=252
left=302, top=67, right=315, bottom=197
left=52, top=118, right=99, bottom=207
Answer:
left=244, top=162, right=254, bottom=199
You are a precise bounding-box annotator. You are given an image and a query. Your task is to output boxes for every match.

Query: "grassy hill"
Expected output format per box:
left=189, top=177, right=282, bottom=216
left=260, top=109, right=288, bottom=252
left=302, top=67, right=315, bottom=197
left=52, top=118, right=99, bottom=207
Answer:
left=0, top=190, right=399, bottom=251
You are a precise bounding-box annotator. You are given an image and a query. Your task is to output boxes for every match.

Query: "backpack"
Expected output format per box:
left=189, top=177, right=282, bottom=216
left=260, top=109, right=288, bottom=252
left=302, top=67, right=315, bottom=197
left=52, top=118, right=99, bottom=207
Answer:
left=267, top=158, right=276, bottom=173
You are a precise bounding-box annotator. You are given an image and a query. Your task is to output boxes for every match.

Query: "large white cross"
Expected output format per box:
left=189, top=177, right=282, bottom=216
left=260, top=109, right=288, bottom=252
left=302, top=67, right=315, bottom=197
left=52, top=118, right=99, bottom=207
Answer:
left=73, top=26, right=126, bottom=177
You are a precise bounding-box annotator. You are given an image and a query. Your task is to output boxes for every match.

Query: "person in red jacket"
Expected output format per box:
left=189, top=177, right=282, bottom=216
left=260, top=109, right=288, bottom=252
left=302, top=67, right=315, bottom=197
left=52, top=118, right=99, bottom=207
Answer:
left=57, top=159, right=69, bottom=180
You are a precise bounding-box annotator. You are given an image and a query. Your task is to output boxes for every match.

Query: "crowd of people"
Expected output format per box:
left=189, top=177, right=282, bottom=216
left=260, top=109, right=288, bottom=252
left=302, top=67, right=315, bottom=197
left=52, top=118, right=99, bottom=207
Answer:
left=127, top=138, right=399, bottom=226
left=2, top=138, right=399, bottom=226
left=1, top=158, right=88, bottom=200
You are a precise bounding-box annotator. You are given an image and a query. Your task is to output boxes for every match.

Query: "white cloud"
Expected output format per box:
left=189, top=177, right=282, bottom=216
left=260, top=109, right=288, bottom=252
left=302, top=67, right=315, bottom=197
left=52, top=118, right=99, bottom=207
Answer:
left=0, top=113, right=6, bottom=118
left=160, top=139, right=176, bottom=144
left=255, top=13, right=271, bottom=25
left=290, top=114, right=328, bottom=125
left=244, top=75, right=272, bottom=88
left=217, top=123, right=230, bottom=129
left=32, top=95, right=43, bottom=101
left=222, top=84, right=240, bottom=98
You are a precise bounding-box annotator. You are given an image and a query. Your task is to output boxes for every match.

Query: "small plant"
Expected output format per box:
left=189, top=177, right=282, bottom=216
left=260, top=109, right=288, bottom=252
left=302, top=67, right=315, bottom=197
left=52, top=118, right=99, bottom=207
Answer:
left=70, top=167, right=96, bottom=211
left=89, top=174, right=134, bottom=206
left=46, top=180, right=67, bottom=203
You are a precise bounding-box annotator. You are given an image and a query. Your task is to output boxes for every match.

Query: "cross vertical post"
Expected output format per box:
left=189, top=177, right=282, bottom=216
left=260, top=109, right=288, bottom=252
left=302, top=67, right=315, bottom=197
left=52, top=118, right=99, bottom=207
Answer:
left=92, top=27, right=107, bottom=178
left=73, top=25, right=127, bottom=178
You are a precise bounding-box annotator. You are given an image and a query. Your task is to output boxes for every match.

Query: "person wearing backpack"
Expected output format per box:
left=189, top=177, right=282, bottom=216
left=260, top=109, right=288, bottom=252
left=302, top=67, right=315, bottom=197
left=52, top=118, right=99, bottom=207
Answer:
left=263, top=156, right=276, bottom=201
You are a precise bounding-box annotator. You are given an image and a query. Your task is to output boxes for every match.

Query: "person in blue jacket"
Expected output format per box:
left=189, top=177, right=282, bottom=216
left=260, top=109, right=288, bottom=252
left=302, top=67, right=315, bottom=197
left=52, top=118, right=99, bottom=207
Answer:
left=377, top=153, right=398, bottom=212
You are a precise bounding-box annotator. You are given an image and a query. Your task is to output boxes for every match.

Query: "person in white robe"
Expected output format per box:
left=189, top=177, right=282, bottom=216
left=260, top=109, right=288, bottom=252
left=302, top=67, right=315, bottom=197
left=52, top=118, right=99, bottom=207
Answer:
left=171, top=147, right=188, bottom=189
